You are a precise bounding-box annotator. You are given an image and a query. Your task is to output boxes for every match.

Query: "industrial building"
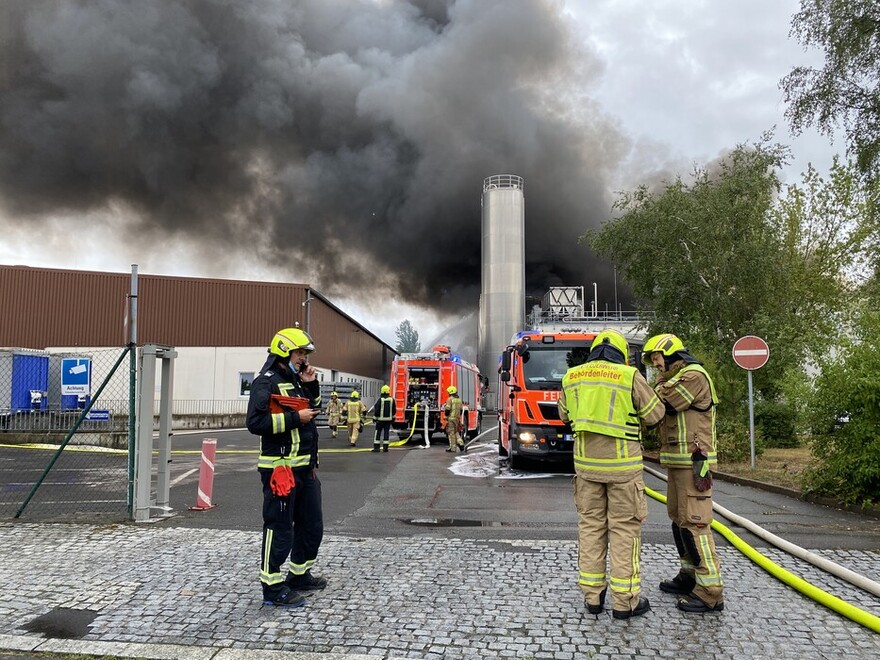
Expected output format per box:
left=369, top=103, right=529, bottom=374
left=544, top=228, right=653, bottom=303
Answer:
left=0, top=264, right=396, bottom=421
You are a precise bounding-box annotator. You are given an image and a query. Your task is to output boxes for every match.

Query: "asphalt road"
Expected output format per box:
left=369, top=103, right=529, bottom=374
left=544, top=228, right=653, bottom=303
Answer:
left=3, top=417, right=878, bottom=552
left=157, top=420, right=880, bottom=552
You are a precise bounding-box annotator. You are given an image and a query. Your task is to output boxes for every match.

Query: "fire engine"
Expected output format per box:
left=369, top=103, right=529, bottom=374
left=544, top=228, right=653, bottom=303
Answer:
left=496, top=287, right=648, bottom=469
left=390, top=345, right=486, bottom=442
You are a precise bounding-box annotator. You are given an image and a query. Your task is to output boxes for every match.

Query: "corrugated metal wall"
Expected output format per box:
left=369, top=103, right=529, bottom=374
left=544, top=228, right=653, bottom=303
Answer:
left=0, top=265, right=394, bottom=381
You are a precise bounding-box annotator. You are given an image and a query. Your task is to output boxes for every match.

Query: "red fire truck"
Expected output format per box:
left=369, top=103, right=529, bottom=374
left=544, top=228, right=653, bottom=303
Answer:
left=497, top=329, right=597, bottom=469
left=497, top=328, right=649, bottom=469
left=390, top=345, right=486, bottom=442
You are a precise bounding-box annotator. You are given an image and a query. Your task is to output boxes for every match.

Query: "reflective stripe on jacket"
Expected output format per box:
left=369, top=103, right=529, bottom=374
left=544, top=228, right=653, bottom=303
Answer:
left=656, top=363, right=719, bottom=468
left=375, top=395, right=395, bottom=421
left=560, top=360, right=663, bottom=480
left=345, top=400, right=366, bottom=422
left=562, top=361, right=640, bottom=440
left=246, top=356, right=321, bottom=471
left=443, top=394, right=463, bottom=421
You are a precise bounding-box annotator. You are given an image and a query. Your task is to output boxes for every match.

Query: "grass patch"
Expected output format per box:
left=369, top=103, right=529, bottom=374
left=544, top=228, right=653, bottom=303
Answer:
left=718, top=446, right=814, bottom=491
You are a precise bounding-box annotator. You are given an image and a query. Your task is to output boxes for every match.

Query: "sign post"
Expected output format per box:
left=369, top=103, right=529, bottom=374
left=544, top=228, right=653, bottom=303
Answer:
left=732, top=335, right=770, bottom=469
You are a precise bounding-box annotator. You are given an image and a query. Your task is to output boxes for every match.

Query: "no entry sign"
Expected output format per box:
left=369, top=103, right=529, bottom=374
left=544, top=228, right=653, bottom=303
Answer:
left=732, top=335, right=770, bottom=370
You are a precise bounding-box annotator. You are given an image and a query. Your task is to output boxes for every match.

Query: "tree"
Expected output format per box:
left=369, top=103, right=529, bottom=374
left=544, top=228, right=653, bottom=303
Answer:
left=780, top=0, right=880, bottom=180
left=583, top=138, right=862, bottom=459
left=394, top=320, right=420, bottom=353
left=805, top=307, right=880, bottom=506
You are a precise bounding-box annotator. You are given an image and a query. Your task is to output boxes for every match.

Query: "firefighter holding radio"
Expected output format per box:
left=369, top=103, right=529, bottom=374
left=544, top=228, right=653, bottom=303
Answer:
left=246, top=327, right=328, bottom=608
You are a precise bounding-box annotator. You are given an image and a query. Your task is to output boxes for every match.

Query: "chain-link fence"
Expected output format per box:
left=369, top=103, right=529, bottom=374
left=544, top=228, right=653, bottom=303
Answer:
left=0, top=347, right=133, bottom=522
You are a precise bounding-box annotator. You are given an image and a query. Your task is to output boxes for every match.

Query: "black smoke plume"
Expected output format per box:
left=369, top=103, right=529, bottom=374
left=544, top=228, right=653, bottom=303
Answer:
left=0, top=0, right=631, bottom=312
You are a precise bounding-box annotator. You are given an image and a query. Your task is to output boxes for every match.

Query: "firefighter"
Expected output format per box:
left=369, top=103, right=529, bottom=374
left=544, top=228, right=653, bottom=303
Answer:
left=343, top=390, right=367, bottom=447
left=372, top=384, right=396, bottom=452
left=443, top=385, right=465, bottom=453
left=246, top=327, right=328, bottom=607
left=326, top=391, right=343, bottom=438
left=643, top=334, right=724, bottom=613
left=558, top=329, right=664, bottom=619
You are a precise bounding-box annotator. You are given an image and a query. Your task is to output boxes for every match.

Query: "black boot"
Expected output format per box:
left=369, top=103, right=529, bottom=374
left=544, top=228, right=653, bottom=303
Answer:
left=286, top=570, right=328, bottom=591
left=612, top=596, right=650, bottom=620
left=371, top=445, right=380, bottom=452
left=659, top=572, right=696, bottom=595
left=586, top=587, right=607, bottom=615
left=382, top=446, right=388, bottom=452
left=677, top=593, right=724, bottom=613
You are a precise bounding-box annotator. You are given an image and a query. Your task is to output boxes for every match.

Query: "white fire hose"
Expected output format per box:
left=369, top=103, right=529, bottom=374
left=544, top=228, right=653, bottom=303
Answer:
left=643, top=464, right=880, bottom=633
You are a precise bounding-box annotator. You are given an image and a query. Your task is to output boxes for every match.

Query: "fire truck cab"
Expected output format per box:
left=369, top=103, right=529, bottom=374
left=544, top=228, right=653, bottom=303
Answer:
left=390, top=345, right=486, bottom=442
left=497, top=330, right=598, bottom=470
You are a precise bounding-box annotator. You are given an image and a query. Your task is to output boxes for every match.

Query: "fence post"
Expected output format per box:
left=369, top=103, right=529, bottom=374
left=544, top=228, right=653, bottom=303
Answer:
left=190, top=438, right=218, bottom=511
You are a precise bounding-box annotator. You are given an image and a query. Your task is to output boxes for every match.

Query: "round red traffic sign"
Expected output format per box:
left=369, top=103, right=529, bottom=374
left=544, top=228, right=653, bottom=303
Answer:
left=732, top=335, right=769, bottom=370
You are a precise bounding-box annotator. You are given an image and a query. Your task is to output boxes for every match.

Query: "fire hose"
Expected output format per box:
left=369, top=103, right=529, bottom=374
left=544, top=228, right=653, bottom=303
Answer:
left=643, top=464, right=880, bottom=634
left=390, top=403, right=427, bottom=447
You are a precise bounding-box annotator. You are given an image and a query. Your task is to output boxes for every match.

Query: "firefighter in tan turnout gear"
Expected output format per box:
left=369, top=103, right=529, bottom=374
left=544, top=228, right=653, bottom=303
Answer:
left=643, top=334, right=724, bottom=613
left=558, top=330, right=664, bottom=619
left=343, top=390, right=367, bottom=447
left=443, top=385, right=465, bottom=453
left=325, top=391, right=343, bottom=438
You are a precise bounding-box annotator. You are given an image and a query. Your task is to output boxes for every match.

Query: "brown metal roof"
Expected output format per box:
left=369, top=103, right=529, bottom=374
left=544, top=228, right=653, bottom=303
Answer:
left=0, top=265, right=396, bottom=380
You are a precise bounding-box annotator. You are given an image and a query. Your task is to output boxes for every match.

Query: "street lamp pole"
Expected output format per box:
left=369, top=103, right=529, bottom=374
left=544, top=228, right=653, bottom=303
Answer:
left=302, top=289, right=313, bottom=333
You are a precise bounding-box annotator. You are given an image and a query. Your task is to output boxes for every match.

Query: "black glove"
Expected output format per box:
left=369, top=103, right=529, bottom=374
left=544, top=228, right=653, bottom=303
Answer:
left=692, top=450, right=713, bottom=492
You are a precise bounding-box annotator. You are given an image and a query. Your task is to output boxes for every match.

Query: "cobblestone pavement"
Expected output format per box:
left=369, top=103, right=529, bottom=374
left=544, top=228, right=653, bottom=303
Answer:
left=1, top=523, right=878, bottom=659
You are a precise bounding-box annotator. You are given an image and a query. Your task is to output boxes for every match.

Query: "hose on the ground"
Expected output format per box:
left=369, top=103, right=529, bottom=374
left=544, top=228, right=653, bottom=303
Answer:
left=643, top=465, right=880, bottom=634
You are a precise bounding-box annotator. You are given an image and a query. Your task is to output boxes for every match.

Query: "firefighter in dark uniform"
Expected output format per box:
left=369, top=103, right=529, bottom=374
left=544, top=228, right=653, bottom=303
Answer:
left=643, top=333, right=724, bottom=613
left=372, top=384, right=396, bottom=452
left=246, top=327, right=328, bottom=607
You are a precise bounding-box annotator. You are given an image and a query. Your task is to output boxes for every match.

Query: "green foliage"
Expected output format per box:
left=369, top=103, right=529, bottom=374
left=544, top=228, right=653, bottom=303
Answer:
left=755, top=400, right=798, bottom=448
left=394, top=319, right=421, bottom=353
left=716, top=415, right=763, bottom=464
left=585, top=141, right=870, bottom=450
left=781, top=0, right=880, bottom=180
left=804, top=308, right=880, bottom=506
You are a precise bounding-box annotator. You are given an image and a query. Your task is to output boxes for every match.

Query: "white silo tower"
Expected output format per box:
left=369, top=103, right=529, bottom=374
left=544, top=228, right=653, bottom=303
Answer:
left=478, top=174, right=525, bottom=406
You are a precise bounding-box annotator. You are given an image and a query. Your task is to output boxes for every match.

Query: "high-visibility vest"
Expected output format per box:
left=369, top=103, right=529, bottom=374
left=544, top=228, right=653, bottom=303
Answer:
left=346, top=400, right=363, bottom=422
left=376, top=396, right=394, bottom=421
left=562, top=360, right=640, bottom=441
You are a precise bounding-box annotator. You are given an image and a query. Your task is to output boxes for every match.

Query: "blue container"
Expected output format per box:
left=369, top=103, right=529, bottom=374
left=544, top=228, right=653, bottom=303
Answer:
left=11, top=354, right=49, bottom=411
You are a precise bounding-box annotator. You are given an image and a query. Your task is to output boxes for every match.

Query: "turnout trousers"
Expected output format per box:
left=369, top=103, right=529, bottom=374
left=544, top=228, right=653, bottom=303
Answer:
left=666, top=466, right=723, bottom=606
left=374, top=421, right=392, bottom=448
left=259, top=466, right=324, bottom=599
left=574, top=471, right=646, bottom=612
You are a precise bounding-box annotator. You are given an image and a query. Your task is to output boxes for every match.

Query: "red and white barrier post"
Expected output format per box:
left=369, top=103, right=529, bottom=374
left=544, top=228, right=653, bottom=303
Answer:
left=190, top=437, right=218, bottom=511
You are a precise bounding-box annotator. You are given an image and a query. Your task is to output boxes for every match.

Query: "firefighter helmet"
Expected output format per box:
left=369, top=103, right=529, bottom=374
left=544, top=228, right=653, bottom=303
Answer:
left=380, top=385, right=390, bottom=394
left=331, top=391, right=338, bottom=397
left=642, top=334, right=685, bottom=365
left=269, top=327, right=315, bottom=357
left=350, top=390, right=359, bottom=399
left=590, top=329, right=628, bottom=359
left=447, top=385, right=457, bottom=394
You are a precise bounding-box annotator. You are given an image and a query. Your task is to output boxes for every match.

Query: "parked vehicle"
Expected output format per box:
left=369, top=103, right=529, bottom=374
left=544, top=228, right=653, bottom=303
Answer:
left=390, top=345, right=486, bottom=442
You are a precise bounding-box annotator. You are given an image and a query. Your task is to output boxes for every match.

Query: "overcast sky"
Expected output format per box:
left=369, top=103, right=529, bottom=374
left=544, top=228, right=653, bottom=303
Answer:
left=0, top=0, right=839, bottom=347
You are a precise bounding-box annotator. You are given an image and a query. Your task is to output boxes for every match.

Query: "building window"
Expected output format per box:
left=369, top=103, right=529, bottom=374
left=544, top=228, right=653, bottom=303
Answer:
left=239, top=372, right=254, bottom=397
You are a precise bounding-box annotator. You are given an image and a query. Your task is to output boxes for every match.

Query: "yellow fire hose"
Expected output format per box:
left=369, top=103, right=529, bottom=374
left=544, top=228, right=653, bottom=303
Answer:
left=644, top=479, right=880, bottom=634
left=390, top=404, right=424, bottom=447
